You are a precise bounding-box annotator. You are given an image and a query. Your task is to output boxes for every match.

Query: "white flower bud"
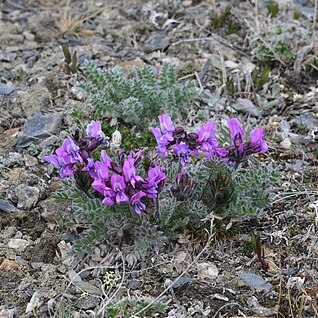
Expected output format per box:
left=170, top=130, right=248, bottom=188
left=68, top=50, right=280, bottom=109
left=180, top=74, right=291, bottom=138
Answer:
left=112, top=130, right=122, bottom=147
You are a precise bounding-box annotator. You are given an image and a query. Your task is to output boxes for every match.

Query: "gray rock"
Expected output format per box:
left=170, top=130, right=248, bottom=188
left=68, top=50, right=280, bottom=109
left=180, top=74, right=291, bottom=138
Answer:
left=16, top=185, right=40, bottom=209
left=145, top=32, right=170, bottom=53
left=127, top=279, right=142, bottom=290
left=8, top=238, right=29, bottom=250
left=39, top=135, right=59, bottom=148
left=292, top=113, right=318, bottom=130
left=23, top=154, right=38, bottom=167
left=233, top=98, right=261, bottom=117
left=239, top=273, right=273, bottom=291
left=172, top=276, right=193, bottom=290
left=17, top=112, right=62, bottom=148
left=0, top=83, right=15, bottom=95
left=0, top=199, right=19, bottom=213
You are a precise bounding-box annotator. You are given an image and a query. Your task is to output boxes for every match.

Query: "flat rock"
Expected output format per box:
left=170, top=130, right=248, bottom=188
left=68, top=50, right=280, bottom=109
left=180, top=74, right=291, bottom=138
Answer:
left=239, top=273, right=273, bottom=291
left=0, top=259, right=20, bottom=270
left=0, top=199, right=19, bottom=213
left=145, top=31, right=170, bottom=53
left=8, top=239, right=29, bottom=250
left=0, top=83, right=15, bottom=95
left=15, top=185, right=40, bottom=209
left=17, top=112, right=62, bottom=148
left=233, top=98, right=261, bottom=117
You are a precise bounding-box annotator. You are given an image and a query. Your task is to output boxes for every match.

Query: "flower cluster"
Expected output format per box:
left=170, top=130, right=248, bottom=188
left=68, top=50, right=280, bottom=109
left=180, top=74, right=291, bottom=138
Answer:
left=151, top=114, right=268, bottom=166
left=84, top=150, right=165, bottom=215
left=44, top=121, right=165, bottom=215
left=44, top=121, right=108, bottom=178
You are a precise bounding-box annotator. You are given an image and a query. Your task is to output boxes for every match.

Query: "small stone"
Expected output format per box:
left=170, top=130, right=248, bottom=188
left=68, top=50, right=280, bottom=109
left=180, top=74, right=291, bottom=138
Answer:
left=233, top=98, right=261, bottom=117
left=70, top=87, right=87, bottom=101
left=145, top=31, right=170, bottom=53
left=0, top=259, right=20, bottom=270
left=0, top=199, right=19, bottom=213
left=239, top=273, right=273, bottom=291
left=0, top=308, right=17, bottom=318
left=23, top=154, right=38, bottom=167
left=30, top=262, right=44, bottom=270
left=8, top=239, right=29, bottom=250
left=127, top=279, right=142, bottom=290
left=15, top=185, right=40, bottom=209
left=197, top=262, right=219, bottom=281
left=0, top=83, right=15, bottom=95
left=280, top=138, right=291, bottom=150
left=17, top=112, right=62, bottom=148
left=39, top=135, right=59, bottom=148
left=171, top=277, right=193, bottom=290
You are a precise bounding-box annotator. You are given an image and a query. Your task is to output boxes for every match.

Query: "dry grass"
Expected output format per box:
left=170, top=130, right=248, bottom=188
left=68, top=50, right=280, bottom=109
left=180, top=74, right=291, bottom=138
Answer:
left=56, top=0, right=100, bottom=36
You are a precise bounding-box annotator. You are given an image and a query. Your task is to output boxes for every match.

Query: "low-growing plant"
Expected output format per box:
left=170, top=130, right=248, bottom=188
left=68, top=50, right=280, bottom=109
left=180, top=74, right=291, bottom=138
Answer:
left=62, top=45, right=79, bottom=75
left=79, top=62, right=198, bottom=128
left=251, top=23, right=312, bottom=67
left=108, top=297, right=166, bottom=318
left=45, top=115, right=278, bottom=255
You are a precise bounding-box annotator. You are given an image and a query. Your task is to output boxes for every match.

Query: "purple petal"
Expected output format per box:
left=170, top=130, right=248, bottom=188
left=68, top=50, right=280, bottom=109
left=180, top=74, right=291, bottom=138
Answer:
left=92, top=179, right=107, bottom=195
left=111, top=174, right=126, bottom=192
left=249, top=128, right=268, bottom=153
left=94, top=161, right=110, bottom=180
left=43, top=154, right=61, bottom=168
left=116, top=191, right=129, bottom=204
left=59, top=165, right=73, bottom=179
left=227, top=118, right=245, bottom=146
left=102, top=197, right=115, bottom=206
left=101, top=150, right=113, bottom=168
left=86, top=120, right=106, bottom=139
left=159, top=114, right=175, bottom=134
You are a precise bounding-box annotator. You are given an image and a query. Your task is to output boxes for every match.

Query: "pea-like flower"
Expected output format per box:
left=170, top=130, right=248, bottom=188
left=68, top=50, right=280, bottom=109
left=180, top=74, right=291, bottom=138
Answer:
left=44, top=137, right=83, bottom=178
left=129, top=191, right=147, bottom=215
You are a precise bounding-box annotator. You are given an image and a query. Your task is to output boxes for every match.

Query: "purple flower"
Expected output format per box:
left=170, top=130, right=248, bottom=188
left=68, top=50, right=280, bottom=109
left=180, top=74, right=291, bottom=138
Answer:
left=147, top=165, right=166, bottom=185
left=86, top=120, right=106, bottom=140
left=196, top=122, right=219, bottom=155
left=227, top=118, right=245, bottom=154
left=101, top=150, right=113, bottom=168
left=123, top=158, right=143, bottom=188
left=248, top=128, right=268, bottom=153
left=151, top=114, right=176, bottom=157
left=142, top=165, right=166, bottom=198
left=44, top=137, right=82, bottom=178
left=173, top=143, right=191, bottom=166
left=159, top=114, right=175, bottom=134
left=82, top=158, right=97, bottom=178
left=111, top=174, right=129, bottom=204
left=129, top=191, right=146, bottom=215
left=171, top=171, right=195, bottom=200
left=225, top=118, right=268, bottom=164
left=151, top=127, right=174, bottom=157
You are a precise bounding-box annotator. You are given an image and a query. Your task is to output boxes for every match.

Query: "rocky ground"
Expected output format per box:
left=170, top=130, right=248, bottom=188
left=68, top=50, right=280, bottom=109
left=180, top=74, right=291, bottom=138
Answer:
left=0, top=0, right=318, bottom=317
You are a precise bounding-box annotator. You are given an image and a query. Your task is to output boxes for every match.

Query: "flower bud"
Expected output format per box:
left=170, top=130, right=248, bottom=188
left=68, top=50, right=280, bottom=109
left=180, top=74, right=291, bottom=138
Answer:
left=112, top=130, right=122, bottom=148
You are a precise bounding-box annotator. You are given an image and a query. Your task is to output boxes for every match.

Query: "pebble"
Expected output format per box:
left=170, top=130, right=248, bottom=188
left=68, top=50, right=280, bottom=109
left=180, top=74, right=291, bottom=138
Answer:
left=8, top=239, right=29, bottom=250
left=127, top=279, right=142, bottom=290
left=23, top=154, right=38, bottom=167
left=0, top=83, right=15, bottom=95
left=145, top=31, right=170, bottom=53
left=280, top=138, right=291, bottom=150
left=0, top=199, right=19, bottom=213
left=0, top=259, right=20, bottom=270
left=70, top=86, right=87, bottom=101
left=17, top=112, right=62, bottom=148
left=171, top=276, right=193, bottom=290
left=233, top=98, right=261, bottom=117
left=16, top=185, right=40, bottom=209
left=239, top=273, right=273, bottom=291
left=197, top=262, right=219, bottom=280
